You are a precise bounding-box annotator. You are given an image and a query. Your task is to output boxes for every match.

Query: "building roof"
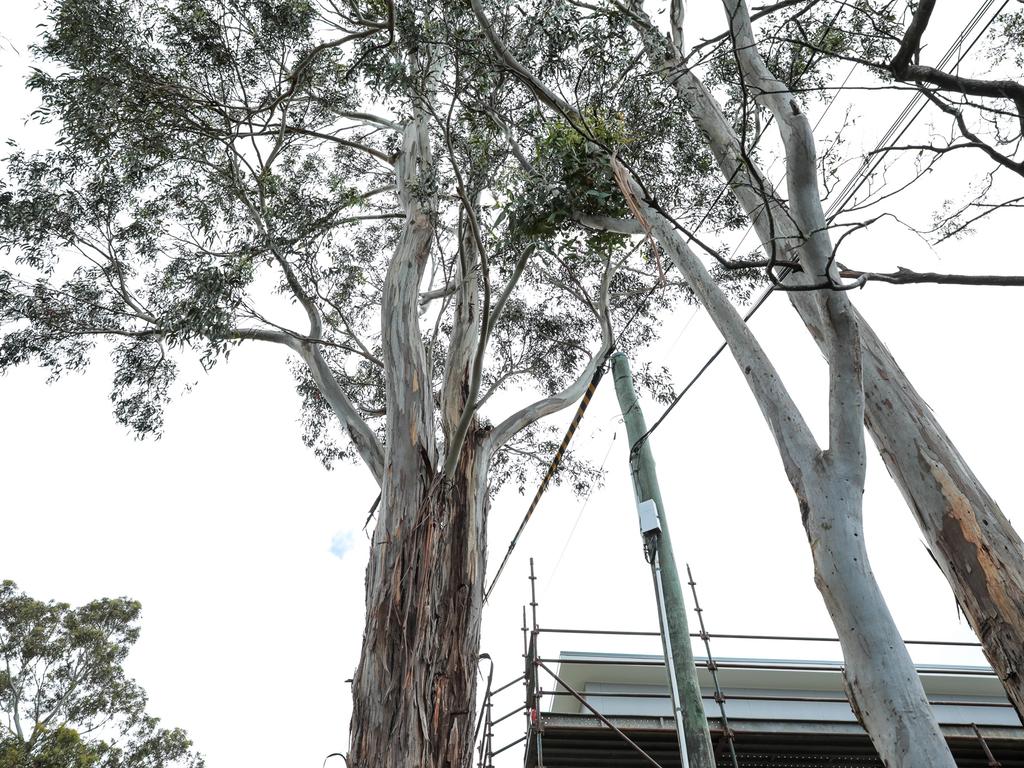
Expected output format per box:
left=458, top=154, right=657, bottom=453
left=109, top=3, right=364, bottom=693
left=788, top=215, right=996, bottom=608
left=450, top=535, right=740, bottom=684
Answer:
left=519, top=651, right=1023, bottom=768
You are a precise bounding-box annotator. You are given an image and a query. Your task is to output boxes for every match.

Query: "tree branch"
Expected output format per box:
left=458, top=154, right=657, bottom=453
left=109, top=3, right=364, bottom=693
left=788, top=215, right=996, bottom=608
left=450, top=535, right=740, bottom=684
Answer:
left=837, top=267, right=1024, bottom=286
left=283, top=125, right=395, bottom=164
left=486, top=258, right=613, bottom=454
left=295, top=341, right=385, bottom=485
left=889, top=0, right=935, bottom=74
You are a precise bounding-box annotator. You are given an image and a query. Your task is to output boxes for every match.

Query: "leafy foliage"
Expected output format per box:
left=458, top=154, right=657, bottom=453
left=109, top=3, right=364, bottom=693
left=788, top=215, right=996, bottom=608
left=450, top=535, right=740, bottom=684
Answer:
left=0, top=0, right=722, bottom=494
left=511, top=111, right=632, bottom=238
left=0, top=581, right=202, bottom=768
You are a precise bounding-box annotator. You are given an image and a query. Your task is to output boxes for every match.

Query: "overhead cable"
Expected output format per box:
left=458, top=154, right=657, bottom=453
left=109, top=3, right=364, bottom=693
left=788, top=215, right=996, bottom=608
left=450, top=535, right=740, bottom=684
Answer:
left=484, top=361, right=608, bottom=601
left=630, top=0, right=1008, bottom=459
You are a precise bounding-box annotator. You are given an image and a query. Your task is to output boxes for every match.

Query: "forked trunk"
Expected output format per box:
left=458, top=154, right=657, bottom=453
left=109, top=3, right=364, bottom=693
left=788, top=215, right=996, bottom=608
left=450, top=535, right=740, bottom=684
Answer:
left=348, top=436, right=488, bottom=768
left=644, top=204, right=958, bottom=765
left=790, top=293, right=1024, bottom=722
left=662, top=23, right=1024, bottom=716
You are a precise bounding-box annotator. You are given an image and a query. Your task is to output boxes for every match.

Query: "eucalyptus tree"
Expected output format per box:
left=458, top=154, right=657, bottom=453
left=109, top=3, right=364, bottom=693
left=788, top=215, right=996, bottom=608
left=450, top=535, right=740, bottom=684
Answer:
left=0, top=581, right=203, bottom=768
left=0, top=1, right=699, bottom=765
left=672, top=0, right=1024, bottom=722
left=766, top=0, right=1024, bottom=721
left=474, top=0, right=1024, bottom=731
left=466, top=0, right=1008, bottom=762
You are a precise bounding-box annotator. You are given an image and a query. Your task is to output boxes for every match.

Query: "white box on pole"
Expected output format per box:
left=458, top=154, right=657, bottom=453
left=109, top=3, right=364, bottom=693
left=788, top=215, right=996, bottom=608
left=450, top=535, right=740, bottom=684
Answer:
left=638, top=499, right=661, bottom=535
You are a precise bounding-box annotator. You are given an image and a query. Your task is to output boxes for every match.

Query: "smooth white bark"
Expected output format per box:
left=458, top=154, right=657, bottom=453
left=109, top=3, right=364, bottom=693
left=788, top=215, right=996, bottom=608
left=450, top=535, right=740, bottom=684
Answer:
left=641, top=192, right=955, bottom=766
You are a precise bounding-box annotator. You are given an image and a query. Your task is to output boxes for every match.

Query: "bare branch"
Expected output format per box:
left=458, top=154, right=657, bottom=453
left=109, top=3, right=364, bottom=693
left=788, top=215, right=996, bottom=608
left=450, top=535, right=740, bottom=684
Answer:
left=889, top=0, right=936, bottom=74
left=283, top=125, right=395, bottom=164
left=837, top=267, right=1024, bottom=287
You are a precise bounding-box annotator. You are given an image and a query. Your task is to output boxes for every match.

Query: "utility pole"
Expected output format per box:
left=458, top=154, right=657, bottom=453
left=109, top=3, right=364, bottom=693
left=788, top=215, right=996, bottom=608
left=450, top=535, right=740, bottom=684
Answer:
left=611, top=351, right=715, bottom=768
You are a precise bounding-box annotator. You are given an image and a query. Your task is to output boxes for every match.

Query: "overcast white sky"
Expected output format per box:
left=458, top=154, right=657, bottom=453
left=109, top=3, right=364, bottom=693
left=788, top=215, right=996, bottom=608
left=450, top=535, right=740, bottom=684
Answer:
left=1, top=3, right=1021, bottom=766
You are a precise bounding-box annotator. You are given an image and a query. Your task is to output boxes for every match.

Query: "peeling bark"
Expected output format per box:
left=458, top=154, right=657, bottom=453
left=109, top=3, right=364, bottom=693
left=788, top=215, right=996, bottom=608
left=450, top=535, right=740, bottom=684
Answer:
left=792, top=298, right=1024, bottom=722
left=344, top=86, right=613, bottom=763
left=348, top=434, right=489, bottom=768
left=348, top=110, right=489, bottom=768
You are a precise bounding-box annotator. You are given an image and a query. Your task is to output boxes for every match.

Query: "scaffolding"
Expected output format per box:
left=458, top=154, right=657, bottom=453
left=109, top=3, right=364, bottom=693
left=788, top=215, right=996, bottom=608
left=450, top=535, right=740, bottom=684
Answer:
left=474, top=561, right=1021, bottom=768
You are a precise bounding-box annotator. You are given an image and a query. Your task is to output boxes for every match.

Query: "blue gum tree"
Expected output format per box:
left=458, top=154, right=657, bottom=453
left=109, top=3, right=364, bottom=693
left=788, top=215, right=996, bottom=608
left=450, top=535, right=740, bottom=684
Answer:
left=0, top=1, right=714, bottom=765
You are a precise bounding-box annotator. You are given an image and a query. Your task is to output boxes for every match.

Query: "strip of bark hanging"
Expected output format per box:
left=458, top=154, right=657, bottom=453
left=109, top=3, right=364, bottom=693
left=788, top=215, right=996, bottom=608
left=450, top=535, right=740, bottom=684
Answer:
left=611, top=154, right=665, bottom=285
left=483, top=361, right=607, bottom=601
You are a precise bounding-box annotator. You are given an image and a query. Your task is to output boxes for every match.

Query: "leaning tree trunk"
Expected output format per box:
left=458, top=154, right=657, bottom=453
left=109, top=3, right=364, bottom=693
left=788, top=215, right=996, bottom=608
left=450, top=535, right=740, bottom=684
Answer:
left=788, top=291, right=1024, bottom=721
left=348, top=437, right=489, bottom=768
left=643, top=201, right=958, bottom=766
left=643, top=4, right=1024, bottom=716
left=803, top=295, right=955, bottom=766
left=804, top=468, right=955, bottom=764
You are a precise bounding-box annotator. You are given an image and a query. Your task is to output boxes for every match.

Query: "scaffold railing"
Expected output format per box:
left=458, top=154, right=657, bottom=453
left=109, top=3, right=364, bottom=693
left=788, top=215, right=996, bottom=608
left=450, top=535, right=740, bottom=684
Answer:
left=474, top=559, right=1009, bottom=768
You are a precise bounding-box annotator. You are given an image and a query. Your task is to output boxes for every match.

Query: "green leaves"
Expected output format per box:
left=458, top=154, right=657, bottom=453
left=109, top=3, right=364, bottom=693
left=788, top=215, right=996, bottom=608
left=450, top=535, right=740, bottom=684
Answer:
left=514, top=111, right=633, bottom=236
left=4, top=726, right=103, bottom=768
left=0, top=0, right=751, bottom=488
left=0, top=582, right=203, bottom=768
left=110, top=341, right=177, bottom=437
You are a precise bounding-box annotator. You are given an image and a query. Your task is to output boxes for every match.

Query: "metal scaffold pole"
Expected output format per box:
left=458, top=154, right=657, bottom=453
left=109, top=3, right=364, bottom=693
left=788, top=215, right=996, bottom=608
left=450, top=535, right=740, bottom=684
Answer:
left=611, top=351, right=716, bottom=768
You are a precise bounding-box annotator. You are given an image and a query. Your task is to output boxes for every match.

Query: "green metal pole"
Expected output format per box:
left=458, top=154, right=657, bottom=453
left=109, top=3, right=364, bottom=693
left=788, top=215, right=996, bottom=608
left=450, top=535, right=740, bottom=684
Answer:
left=611, top=351, right=716, bottom=768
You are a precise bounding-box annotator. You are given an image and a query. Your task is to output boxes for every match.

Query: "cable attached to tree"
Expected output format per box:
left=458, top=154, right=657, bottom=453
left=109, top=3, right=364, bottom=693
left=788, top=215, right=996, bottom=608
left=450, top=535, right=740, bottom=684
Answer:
left=628, top=276, right=784, bottom=462
left=483, top=357, right=609, bottom=601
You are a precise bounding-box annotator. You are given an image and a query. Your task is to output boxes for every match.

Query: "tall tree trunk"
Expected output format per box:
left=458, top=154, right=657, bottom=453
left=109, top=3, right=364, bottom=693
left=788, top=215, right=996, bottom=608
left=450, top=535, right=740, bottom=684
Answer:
left=804, top=469, right=954, bottom=764
left=348, top=109, right=489, bottom=766
left=644, top=205, right=958, bottom=767
left=637, top=0, right=1024, bottom=717
left=468, top=1, right=957, bottom=755
left=348, top=437, right=488, bottom=768
left=806, top=295, right=955, bottom=766
left=789, top=292, right=1024, bottom=721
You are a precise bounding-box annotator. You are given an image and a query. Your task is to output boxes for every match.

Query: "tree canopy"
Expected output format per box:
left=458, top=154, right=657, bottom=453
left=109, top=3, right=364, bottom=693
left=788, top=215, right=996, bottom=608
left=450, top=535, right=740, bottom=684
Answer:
left=3, top=0, right=1024, bottom=765
left=0, top=581, right=203, bottom=768
left=0, top=0, right=715, bottom=490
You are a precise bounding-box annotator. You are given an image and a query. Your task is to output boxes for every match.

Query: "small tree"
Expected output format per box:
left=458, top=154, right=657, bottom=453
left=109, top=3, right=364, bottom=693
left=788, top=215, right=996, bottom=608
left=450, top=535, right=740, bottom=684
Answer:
left=0, top=581, right=203, bottom=768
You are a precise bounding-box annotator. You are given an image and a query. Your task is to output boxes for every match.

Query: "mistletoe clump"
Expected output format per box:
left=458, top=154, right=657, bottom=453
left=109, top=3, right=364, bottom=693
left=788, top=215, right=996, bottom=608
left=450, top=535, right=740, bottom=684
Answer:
left=510, top=109, right=633, bottom=239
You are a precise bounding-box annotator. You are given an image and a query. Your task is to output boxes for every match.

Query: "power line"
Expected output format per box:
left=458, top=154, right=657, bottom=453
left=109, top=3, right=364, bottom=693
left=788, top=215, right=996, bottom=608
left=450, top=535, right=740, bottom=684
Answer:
left=632, top=286, right=778, bottom=457
left=631, top=1, right=1007, bottom=457
left=827, top=0, right=1005, bottom=219
left=543, top=430, right=618, bottom=595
